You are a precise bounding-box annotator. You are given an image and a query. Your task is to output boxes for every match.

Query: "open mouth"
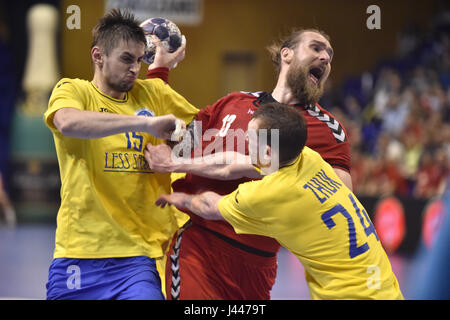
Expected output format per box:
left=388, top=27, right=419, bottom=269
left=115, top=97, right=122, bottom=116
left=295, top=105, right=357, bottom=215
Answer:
left=309, top=67, right=324, bottom=86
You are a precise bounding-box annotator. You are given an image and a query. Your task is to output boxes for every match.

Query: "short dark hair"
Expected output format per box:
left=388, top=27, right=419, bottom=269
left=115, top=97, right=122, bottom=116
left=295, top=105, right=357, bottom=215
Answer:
left=267, top=28, right=331, bottom=75
left=91, top=8, right=146, bottom=55
left=252, top=102, right=308, bottom=164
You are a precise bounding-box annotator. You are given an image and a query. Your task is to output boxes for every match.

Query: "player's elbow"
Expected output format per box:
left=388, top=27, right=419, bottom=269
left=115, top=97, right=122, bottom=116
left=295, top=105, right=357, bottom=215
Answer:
left=53, top=109, right=75, bottom=136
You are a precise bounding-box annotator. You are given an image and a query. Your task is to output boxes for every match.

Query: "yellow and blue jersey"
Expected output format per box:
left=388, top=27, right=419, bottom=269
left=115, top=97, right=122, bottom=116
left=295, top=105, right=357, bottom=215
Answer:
left=218, top=146, right=404, bottom=299
left=44, top=77, right=198, bottom=260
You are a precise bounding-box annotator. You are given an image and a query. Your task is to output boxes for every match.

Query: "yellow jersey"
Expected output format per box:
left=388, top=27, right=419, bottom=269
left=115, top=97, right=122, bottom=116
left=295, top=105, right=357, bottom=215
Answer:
left=218, top=146, right=404, bottom=300
left=44, top=78, right=197, bottom=259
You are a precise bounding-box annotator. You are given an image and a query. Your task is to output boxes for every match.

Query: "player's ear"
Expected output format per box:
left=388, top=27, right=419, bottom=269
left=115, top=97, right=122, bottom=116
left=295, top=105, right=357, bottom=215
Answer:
left=91, top=46, right=104, bottom=69
left=280, top=47, right=294, bottom=64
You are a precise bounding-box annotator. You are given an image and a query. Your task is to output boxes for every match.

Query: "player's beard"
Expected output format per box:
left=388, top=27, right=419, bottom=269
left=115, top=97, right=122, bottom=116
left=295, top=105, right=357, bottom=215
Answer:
left=286, top=58, right=324, bottom=106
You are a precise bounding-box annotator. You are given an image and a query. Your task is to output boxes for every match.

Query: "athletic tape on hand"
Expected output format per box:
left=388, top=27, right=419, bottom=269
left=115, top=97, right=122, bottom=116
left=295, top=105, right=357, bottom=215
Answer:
left=171, top=119, right=185, bottom=141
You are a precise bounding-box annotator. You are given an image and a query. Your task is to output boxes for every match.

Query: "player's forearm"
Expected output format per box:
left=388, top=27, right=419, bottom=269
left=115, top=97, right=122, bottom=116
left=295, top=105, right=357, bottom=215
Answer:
left=53, top=107, right=154, bottom=139
left=174, top=152, right=261, bottom=180
left=187, top=192, right=224, bottom=220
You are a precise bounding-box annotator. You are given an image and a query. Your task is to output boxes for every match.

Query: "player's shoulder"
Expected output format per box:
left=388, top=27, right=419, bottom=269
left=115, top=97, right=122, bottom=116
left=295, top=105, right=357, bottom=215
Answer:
left=298, top=146, right=330, bottom=172
left=218, top=90, right=266, bottom=103
left=306, top=103, right=346, bottom=126
left=237, top=90, right=266, bottom=98
left=53, top=78, right=88, bottom=90
left=305, top=103, right=348, bottom=143
left=209, top=91, right=268, bottom=114
left=235, top=178, right=271, bottom=208
left=51, top=78, right=91, bottom=99
left=245, top=175, right=298, bottom=211
left=136, top=77, right=165, bottom=89
left=200, top=91, right=263, bottom=116
left=242, top=167, right=293, bottom=201
left=134, top=78, right=175, bottom=98
left=302, top=146, right=323, bottom=160
left=272, top=149, right=322, bottom=185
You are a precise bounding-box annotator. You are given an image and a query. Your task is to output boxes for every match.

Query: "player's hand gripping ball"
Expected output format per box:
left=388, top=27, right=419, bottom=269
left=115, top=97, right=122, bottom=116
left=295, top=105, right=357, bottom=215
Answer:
left=140, top=17, right=184, bottom=65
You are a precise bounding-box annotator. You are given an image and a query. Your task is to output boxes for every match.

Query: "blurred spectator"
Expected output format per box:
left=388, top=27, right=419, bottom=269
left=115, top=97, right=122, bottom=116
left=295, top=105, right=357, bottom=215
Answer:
left=343, top=95, right=363, bottom=122
left=373, top=69, right=403, bottom=116
left=400, top=130, right=423, bottom=193
left=419, top=83, right=446, bottom=114
left=334, top=14, right=450, bottom=199
left=381, top=92, right=410, bottom=137
left=415, top=148, right=449, bottom=198
left=396, top=23, right=421, bottom=58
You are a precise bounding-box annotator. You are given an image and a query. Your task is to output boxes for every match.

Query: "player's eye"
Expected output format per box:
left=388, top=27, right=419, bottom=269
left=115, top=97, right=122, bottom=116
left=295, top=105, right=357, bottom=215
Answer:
left=121, top=56, right=134, bottom=63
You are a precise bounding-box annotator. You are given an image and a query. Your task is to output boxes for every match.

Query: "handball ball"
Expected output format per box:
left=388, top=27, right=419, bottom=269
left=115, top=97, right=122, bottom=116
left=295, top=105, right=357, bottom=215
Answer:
left=140, top=17, right=184, bottom=65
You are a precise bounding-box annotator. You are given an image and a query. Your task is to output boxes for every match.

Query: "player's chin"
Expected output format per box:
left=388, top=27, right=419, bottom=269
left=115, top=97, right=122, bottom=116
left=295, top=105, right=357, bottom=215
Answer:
left=120, top=79, right=136, bottom=92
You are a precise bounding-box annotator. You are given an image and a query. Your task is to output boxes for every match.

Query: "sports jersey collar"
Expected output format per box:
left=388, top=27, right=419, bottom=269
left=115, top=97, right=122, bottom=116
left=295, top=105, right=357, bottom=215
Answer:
left=255, top=92, right=315, bottom=110
left=90, top=81, right=129, bottom=103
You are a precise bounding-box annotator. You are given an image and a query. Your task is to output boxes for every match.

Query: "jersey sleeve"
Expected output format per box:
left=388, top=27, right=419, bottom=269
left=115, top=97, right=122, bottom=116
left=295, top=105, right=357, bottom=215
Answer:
left=44, top=78, right=84, bottom=131
left=146, top=67, right=169, bottom=84
left=217, top=181, right=269, bottom=237
left=327, top=137, right=351, bottom=173
left=310, top=105, right=352, bottom=173
left=150, top=78, right=199, bottom=124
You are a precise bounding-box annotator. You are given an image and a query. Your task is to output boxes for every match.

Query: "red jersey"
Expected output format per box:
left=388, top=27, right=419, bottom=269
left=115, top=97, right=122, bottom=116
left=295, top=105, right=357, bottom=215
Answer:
left=172, top=90, right=351, bottom=254
left=146, top=68, right=350, bottom=256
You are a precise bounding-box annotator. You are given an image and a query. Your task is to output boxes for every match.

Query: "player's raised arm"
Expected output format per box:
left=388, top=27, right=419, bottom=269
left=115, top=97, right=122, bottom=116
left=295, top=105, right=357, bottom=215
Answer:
left=148, top=34, right=186, bottom=70
left=144, top=143, right=262, bottom=180
left=53, top=107, right=185, bottom=140
left=140, top=18, right=187, bottom=71
left=156, top=191, right=224, bottom=221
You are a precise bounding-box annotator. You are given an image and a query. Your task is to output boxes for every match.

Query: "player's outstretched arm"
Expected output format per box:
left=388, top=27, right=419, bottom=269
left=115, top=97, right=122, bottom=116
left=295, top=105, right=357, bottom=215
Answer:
left=144, top=143, right=262, bottom=180
left=156, top=191, right=224, bottom=220
left=53, top=107, right=185, bottom=140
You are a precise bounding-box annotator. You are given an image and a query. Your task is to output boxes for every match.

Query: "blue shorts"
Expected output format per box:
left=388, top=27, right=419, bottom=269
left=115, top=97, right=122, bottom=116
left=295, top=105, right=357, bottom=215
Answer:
left=46, top=256, right=165, bottom=300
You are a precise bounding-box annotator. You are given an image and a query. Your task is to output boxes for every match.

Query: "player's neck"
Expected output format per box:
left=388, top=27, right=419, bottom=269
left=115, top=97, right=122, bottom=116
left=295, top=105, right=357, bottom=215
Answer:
left=92, top=75, right=126, bottom=100
left=272, top=76, right=299, bottom=106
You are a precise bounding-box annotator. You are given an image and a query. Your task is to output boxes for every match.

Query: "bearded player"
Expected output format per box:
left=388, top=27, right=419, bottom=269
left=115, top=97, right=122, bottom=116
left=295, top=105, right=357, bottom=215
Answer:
left=156, top=102, right=403, bottom=300
left=146, top=29, right=351, bottom=299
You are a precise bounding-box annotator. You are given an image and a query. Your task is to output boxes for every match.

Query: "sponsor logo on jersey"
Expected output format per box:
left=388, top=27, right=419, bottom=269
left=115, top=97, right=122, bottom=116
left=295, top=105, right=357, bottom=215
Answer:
left=135, top=107, right=155, bottom=117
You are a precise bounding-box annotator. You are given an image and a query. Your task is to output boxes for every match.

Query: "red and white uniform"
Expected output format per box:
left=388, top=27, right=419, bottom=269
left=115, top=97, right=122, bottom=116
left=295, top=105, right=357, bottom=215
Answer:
left=147, top=69, right=350, bottom=299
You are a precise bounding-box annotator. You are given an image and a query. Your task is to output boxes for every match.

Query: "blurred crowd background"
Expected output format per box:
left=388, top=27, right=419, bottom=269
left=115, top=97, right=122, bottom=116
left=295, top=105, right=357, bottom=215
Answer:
left=320, top=12, right=450, bottom=199
left=0, top=0, right=448, bottom=300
